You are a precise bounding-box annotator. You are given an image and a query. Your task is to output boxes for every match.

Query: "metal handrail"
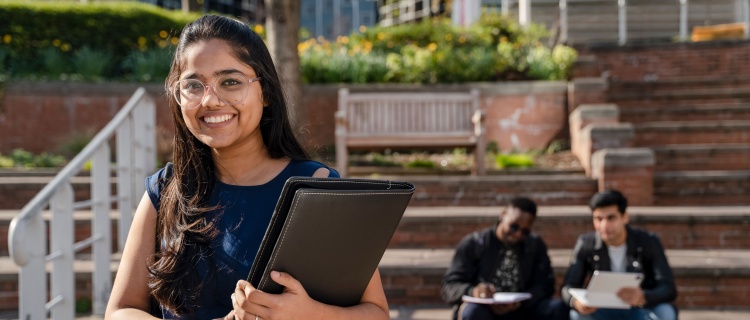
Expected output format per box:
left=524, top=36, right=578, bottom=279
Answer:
left=8, top=87, right=156, bottom=319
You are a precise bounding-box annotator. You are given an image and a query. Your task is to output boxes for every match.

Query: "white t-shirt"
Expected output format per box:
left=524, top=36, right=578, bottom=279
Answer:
left=608, top=244, right=628, bottom=273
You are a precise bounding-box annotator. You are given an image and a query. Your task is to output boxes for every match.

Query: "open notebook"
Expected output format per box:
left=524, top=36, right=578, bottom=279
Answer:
left=247, top=177, right=415, bottom=307
left=568, top=271, right=644, bottom=309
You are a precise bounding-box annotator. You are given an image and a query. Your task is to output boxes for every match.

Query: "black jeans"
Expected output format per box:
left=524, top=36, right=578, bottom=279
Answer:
left=461, top=298, right=569, bottom=320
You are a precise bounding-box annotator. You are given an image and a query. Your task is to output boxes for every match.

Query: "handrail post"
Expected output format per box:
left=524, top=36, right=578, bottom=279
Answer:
left=679, top=0, right=689, bottom=41
left=519, top=0, right=530, bottom=28
left=560, top=0, right=568, bottom=44
left=618, top=0, right=627, bottom=45
left=14, top=213, right=46, bottom=320
left=50, top=183, right=75, bottom=320
left=92, top=144, right=112, bottom=315
left=116, top=117, right=133, bottom=251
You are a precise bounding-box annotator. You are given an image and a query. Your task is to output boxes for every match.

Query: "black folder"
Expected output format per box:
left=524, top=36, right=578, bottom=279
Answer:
left=247, top=177, right=415, bottom=307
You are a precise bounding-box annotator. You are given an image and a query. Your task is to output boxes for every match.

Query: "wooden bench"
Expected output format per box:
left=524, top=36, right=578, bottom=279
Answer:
left=335, top=88, right=486, bottom=177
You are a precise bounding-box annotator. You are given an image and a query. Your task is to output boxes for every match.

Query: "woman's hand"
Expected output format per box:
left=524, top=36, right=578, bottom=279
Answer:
left=232, top=271, right=321, bottom=320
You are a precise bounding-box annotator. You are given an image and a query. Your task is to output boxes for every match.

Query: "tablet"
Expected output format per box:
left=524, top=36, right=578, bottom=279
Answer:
left=568, top=271, right=644, bottom=309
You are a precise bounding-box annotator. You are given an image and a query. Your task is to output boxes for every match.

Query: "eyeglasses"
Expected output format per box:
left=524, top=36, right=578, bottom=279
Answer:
left=173, top=73, right=261, bottom=109
left=508, top=223, right=531, bottom=236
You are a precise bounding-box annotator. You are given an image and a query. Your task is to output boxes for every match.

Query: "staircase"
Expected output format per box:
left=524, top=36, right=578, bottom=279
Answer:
left=607, top=76, right=750, bottom=205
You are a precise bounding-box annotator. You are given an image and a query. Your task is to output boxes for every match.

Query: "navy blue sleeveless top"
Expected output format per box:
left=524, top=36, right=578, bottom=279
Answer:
left=145, top=159, right=339, bottom=319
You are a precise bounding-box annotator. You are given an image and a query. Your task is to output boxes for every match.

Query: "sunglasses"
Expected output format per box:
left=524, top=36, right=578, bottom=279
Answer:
left=508, top=223, right=531, bottom=236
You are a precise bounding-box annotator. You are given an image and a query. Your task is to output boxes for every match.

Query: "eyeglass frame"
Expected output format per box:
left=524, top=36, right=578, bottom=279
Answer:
left=508, top=223, right=531, bottom=236
left=172, top=74, right=262, bottom=109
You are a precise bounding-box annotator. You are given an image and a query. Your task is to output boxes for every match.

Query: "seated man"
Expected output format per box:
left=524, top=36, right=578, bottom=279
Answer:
left=441, top=197, right=567, bottom=320
left=562, top=190, right=677, bottom=320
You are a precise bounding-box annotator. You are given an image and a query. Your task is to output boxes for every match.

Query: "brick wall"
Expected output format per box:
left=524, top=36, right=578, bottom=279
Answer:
left=574, top=40, right=750, bottom=81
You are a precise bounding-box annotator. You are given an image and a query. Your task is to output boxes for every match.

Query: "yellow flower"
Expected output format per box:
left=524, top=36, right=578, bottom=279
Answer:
left=159, top=30, right=168, bottom=39
left=445, top=34, right=453, bottom=41
left=377, top=32, right=385, bottom=41
left=171, top=37, right=179, bottom=45
left=254, top=24, right=264, bottom=34
left=158, top=40, right=167, bottom=48
left=427, top=43, right=437, bottom=52
left=60, top=43, right=71, bottom=52
left=137, top=36, right=147, bottom=50
left=2, top=34, right=11, bottom=44
left=359, top=25, right=367, bottom=33
left=52, top=39, right=61, bottom=47
left=459, top=36, right=466, bottom=43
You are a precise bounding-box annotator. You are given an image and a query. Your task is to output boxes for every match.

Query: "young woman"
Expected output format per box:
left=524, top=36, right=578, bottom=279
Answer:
left=105, top=15, right=389, bottom=320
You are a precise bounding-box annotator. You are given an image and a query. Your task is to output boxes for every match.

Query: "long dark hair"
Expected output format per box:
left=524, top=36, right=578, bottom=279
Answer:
left=149, top=14, right=309, bottom=315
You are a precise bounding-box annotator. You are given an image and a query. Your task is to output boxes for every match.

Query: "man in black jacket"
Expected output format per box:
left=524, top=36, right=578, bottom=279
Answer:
left=562, top=190, right=677, bottom=320
left=441, top=197, right=567, bottom=320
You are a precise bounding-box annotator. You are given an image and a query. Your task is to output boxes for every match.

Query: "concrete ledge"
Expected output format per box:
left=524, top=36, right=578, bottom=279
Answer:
left=571, top=103, right=620, bottom=122
left=582, top=123, right=635, bottom=149
left=591, top=148, right=656, bottom=170
left=568, top=77, right=608, bottom=92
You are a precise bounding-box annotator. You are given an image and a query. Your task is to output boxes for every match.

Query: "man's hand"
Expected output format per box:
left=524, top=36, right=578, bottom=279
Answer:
left=471, top=283, right=496, bottom=299
left=572, top=298, right=597, bottom=315
left=489, top=302, right=520, bottom=316
left=617, top=287, right=646, bottom=308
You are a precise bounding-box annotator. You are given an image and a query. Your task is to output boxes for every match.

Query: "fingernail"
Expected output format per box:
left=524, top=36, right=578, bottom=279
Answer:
left=271, top=271, right=280, bottom=278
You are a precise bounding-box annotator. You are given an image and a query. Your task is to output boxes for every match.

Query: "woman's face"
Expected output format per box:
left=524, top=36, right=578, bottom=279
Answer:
left=176, top=38, right=266, bottom=152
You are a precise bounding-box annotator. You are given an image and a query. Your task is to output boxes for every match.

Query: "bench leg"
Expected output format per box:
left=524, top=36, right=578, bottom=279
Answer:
left=336, top=139, right=348, bottom=177
left=474, top=141, right=486, bottom=176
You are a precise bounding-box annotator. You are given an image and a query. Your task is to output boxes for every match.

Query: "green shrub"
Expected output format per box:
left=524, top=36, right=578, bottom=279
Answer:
left=72, top=47, right=113, bottom=81
left=124, top=47, right=173, bottom=82
left=0, top=155, right=13, bottom=168
left=0, top=0, right=197, bottom=79
left=40, top=47, right=70, bottom=77
left=405, top=158, right=436, bottom=169
left=496, top=153, right=535, bottom=169
left=4, top=149, right=66, bottom=168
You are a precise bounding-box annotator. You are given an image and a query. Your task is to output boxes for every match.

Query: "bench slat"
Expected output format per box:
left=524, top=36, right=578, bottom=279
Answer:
left=336, top=88, right=486, bottom=176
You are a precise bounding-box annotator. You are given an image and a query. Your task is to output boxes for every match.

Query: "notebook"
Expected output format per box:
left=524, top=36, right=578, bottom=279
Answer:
left=247, top=177, right=415, bottom=307
left=461, top=292, right=532, bottom=305
left=568, top=271, right=644, bottom=309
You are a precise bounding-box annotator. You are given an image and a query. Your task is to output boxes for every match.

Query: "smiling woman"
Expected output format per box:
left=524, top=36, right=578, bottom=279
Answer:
left=104, top=14, right=390, bottom=320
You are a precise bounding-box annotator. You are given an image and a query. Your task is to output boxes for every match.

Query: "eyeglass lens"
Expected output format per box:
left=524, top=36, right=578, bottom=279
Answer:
left=175, top=74, right=258, bottom=109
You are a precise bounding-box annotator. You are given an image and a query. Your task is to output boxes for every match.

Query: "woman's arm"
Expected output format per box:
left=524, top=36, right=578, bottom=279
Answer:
left=105, top=193, right=160, bottom=319
left=232, top=269, right=389, bottom=320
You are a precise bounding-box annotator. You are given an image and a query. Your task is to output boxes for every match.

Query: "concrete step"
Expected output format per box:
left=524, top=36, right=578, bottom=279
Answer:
left=1, top=249, right=748, bottom=312
left=655, top=170, right=750, bottom=205
left=652, top=144, right=750, bottom=171
left=402, top=174, right=597, bottom=206
left=621, top=103, right=750, bottom=123
left=0, top=176, right=118, bottom=210
left=609, top=77, right=750, bottom=93
left=379, top=248, right=750, bottom=308
left=391, top=206, right=750, bottom=250
left=610, top=88, right=750, bottom=108
left=387, top=306, right=750, bottom=320
left=1, top=308, right=748, bottom=320
left=634, top=121, right=750, bottom=146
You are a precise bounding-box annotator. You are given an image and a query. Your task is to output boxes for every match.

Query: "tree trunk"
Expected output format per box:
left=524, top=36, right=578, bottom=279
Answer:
left=264, top=0, right=301, bottom=125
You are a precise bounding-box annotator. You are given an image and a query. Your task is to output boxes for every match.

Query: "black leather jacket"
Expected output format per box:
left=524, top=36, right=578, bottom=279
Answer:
left=561, top=225, right=677, bottom=308
left=441, top=225, right=555, bottom=313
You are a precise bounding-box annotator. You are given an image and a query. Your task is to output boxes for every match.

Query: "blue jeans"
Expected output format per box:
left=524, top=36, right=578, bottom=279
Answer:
left=461, top=298, right=569, bottom=320
left=569, top=303, right=676, bottom=320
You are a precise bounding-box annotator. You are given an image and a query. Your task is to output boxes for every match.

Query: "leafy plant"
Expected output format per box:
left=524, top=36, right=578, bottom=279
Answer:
left=57, top=130, right=94, bottom=159
left=496, top=153, right=535, bottom=169
left=72, top=47, right=113, bottom=81
left=4, top=148, right=65, bottom=167
left=40, top=47, right=70, bottom=77
left=0, top=155, right=13, bottom=167
left=405, top=158, right=436, bottom=169
left=124, top=47, right=173, bottom=82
